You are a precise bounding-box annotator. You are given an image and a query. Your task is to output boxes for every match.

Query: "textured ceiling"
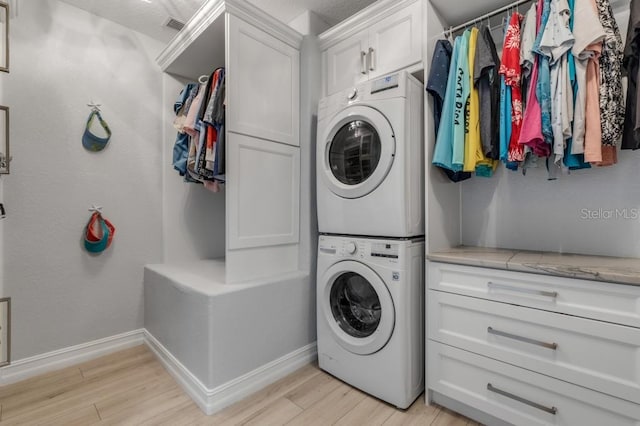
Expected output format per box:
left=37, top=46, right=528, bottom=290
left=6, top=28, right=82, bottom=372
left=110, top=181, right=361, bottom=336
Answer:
left=58, top=0, right=204, bottom=42
left=250, top=0, right=376, bottom=28
left=431, top=0, right=627, bottom=28
left=58, top=0, right=376, bottom=43
left=429, top=0, right=524, bottom=28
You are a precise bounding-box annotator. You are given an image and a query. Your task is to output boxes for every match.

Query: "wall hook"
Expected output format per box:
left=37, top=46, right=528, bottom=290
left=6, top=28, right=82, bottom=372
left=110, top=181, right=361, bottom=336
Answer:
left=87, top=102, right=101, bottom=113
left=88, top=204, right=103, bottom=215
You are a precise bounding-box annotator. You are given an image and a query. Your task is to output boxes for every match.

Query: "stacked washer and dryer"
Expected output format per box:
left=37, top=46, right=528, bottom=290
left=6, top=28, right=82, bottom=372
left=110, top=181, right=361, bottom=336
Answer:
left=316, top=71, right=425, bottom=409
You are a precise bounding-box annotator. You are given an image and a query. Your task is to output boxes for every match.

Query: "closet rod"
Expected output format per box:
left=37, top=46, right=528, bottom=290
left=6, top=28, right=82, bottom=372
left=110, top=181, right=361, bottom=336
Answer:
left=444, top=0, right=532, bottom=35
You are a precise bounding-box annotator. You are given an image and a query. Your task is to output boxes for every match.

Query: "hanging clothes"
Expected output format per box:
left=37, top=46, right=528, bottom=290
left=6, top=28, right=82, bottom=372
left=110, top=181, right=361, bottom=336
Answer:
left=464, top=28, right=482, bottom=172
left=538, top=0, right=575, bottom=167
left=500, top=13, right=526, bottom=163
left=595, top=0, right=623, bottom=165
left=433, top=36, right=462, bottom=172
left=571, top=0, right=605, bottom=160
left=520, top=1, right=551, bottom=158
left=622, top=0, right=640, bottom=150
left=172, top=68, right=227, bottom=187
left=475, top=26, right=501, bottom=161
left=427, top=39, right=472, bottom=182
left=533, top=0, right=554, bottom=148
left=452, top=30, right=472, bottom=171
left=431, top=31, right=471, bottom=173
left=427, top=40, right=453, bottom=135
left=521, top=2, right=539, bottom=104
left=173, top=83, right=198, bottom=176
left=499, top=73, right=513, bottom=162
left=564, top=0, right=592, bottom=169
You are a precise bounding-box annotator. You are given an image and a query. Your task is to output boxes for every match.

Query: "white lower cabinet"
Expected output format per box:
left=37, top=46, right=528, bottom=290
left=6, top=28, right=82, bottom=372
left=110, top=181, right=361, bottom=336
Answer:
left=427, top=262, right=640, bottom=425
left=429, top=342, right=640, bottom=426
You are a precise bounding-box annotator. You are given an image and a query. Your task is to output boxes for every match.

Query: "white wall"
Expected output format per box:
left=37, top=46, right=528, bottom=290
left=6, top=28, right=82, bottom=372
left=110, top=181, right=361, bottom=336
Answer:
left=295, top=11, right=328, bottom=274
left=460, top=6, right=640, bottom=258
left=3, top=0, right=164, bottom=360
left=424, top=1, right=461, bottom=253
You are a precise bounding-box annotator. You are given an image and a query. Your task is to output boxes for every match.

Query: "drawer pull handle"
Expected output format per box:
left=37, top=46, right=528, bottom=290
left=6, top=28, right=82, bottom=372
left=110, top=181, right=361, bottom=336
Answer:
left=487, top=383, right=557, bottom=415
left=488, top=327, right=558, bottom=350
left=360, top=51, right=367, bottom=75
left=488, top=282, right=558, bottom=299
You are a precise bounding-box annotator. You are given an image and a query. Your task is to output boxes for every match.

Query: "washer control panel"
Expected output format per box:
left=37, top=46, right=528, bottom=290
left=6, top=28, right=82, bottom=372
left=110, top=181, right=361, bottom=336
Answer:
left=319, top=236, right=400, bottom=262
left=371, top=242, right=399, bottom=259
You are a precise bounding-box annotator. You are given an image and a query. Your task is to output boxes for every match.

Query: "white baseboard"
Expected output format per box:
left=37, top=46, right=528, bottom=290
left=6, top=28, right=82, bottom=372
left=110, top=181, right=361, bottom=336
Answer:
left=0, top=329, right=145, bottom=386
left=143, top=330, right=317, bottom=415
left=0, top=328, right=317, bottom=417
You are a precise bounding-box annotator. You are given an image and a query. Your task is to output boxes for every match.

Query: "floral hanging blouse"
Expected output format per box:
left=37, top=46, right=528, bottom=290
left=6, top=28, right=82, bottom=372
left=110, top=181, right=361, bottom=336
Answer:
left=499, top=13, right=526, bottom=162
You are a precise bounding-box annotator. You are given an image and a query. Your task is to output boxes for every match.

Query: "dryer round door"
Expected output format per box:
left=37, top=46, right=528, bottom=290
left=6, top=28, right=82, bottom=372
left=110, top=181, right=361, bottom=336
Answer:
left=320, top=106, right=395, bottom=199
left=321, top=261, right=395, bottom=355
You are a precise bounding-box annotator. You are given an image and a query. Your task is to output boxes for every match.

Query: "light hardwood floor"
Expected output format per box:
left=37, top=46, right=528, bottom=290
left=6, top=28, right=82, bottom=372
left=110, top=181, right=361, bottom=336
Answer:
left=0, top=345, right=480, bottom=425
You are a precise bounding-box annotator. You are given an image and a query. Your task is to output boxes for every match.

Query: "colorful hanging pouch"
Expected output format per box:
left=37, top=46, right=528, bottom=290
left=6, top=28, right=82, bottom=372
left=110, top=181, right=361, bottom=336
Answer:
left=84, top=212, right=115, bottom=253
left=82, top=110, right=112, bottom=152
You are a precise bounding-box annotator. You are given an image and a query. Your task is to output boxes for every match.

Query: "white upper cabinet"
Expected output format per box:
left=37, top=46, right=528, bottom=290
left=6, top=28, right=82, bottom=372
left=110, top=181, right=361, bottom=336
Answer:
left=324, top=31, right=370, bottom=97
left=368, top=1, right=422, bottom=79
left=320, top=0, right=423, bottom=95
left=226, top=14, right=301, bottom=147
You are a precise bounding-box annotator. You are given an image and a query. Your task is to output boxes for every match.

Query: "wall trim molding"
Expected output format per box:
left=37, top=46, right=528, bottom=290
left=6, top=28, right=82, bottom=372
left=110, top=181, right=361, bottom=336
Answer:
left=144, top=330, right=317, bottom=415
left=0, top=329, right=145, bottom=385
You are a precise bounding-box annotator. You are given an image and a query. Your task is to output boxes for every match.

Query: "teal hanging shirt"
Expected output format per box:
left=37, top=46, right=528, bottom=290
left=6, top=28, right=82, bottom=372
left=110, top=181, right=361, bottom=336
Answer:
left=452, top=30, right=472, bottom=171
left=433, top=36, right=462, bottom=171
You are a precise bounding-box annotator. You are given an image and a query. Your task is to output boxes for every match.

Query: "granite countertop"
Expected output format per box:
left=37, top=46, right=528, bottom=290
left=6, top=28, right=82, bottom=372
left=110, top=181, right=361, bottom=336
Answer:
left=427, top=246, right=640, bottom=286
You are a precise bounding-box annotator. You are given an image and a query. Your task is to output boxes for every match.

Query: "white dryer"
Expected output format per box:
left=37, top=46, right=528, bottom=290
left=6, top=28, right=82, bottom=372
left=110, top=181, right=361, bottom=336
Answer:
left=317, top=71, right=424, bottom=238
left=316, top=234, right=424, bottom=409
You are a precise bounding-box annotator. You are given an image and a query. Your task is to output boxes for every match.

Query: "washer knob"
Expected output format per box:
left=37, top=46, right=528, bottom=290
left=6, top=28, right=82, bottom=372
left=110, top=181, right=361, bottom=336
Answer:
left=345, top=242, right=357, bottom=254
left=347, top=88, right=358, bottom=100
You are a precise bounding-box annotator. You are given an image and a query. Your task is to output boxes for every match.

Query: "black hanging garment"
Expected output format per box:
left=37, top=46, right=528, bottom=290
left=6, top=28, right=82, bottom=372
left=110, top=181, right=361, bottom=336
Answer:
left=622, top=0, right=640, bottom=150
left=474, top=26, right=501, bottom=161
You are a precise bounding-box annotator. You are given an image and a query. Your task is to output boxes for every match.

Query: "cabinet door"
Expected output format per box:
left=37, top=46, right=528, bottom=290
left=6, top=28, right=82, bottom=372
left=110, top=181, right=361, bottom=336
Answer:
left=367, top=0, right=422, bottom=80
left=226, top=133, right=300, bottom=250
left=325, top=29, right=369, bottom=95
left=226, top=14, right=300, bottom=146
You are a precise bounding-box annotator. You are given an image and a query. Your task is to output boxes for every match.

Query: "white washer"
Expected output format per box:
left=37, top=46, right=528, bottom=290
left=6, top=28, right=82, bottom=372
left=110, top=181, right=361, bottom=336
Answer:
left=317, top=71, right=424, bottom=238
left=317, top=234, right=424, bottom=409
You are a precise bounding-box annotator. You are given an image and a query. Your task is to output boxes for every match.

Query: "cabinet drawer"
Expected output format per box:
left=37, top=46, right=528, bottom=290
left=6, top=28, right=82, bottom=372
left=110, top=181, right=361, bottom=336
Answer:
left=429, top=290, right=640, bottom=403
left=428, top=342, right=640, bottom=426
left=428, top=262, right=640, bottom=328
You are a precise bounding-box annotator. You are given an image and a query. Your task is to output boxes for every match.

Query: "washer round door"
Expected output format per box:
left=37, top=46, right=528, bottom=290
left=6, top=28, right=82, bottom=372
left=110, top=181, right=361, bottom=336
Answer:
left=321, top=261, right=395, bottom=355
left=320, top=106, right=395, bottom=199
